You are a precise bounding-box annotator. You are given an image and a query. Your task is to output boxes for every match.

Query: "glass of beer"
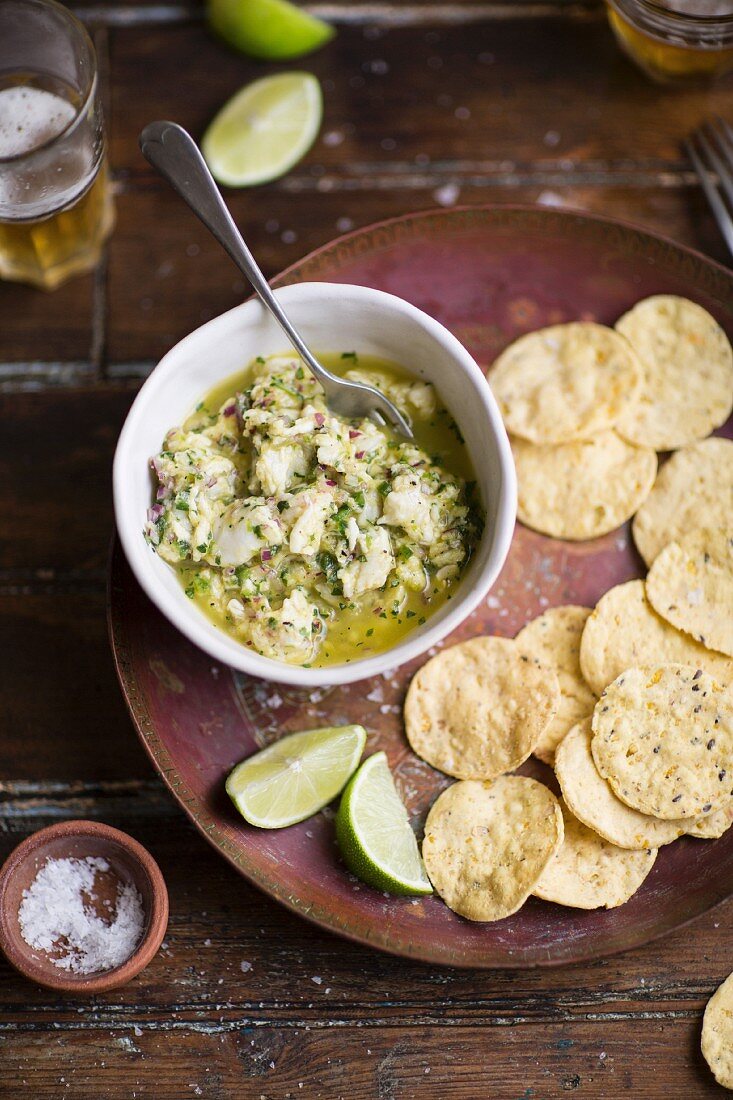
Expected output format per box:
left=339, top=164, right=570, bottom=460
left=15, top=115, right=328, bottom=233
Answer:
left=606, top=0, right=733, bottom=84
left=0, top=0, right=114, bottom=290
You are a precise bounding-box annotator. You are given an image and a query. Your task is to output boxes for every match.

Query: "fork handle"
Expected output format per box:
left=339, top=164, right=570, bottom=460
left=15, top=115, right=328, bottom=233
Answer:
left=138, top=121, right=337, bottom=389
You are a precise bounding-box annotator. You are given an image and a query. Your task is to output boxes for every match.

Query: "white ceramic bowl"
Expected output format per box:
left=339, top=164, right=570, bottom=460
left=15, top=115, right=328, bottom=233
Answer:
left=113, top=282, right=516, bottom=686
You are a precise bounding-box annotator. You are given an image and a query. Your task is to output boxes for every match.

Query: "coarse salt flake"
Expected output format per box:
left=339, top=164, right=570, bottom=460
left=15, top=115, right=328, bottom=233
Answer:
left=18, top=856, right=144, bottom=975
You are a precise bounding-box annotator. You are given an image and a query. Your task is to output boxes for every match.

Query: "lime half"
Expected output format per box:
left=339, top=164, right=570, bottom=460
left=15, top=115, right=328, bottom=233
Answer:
left=207, top=0, right=334, bottom=60
left=202, top=72, right=322, bottom=188
left=335, top=752, right=433, bottom=896
left=226, top=724, right=366, bottom=829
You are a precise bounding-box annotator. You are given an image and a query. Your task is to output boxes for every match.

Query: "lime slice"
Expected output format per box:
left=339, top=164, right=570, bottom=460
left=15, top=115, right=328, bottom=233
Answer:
left=335, top=752, right=433, bottom=896
left=202, top=72, right=322, bottom=188
left=226, top=724, right=366, bottom=829
left=207, top=0, right=334, bottom=60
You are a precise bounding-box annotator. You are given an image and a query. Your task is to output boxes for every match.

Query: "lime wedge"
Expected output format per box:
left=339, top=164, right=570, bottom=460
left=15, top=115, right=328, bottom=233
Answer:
left=226, top=724, right=366, bottom=829
left=335, top=752, right=433, bottom=896
left=202, top=72, right=322, bottom=188
left=207, top=0, right=334, bottom=60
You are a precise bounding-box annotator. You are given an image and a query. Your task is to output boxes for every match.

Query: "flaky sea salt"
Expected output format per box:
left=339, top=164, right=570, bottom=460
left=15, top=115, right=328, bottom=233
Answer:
left=18, top=855, right=145, bottom=974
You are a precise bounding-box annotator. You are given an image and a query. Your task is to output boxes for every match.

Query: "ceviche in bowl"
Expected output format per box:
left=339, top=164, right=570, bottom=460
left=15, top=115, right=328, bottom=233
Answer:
left=113, top=282, right=516, bottom=686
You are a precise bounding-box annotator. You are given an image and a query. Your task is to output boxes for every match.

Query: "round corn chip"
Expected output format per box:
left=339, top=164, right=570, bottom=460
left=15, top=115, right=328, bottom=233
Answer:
left=579, top=580, right=733, bottom=697
left=633, top=438, right=733, bottom=566
left=686, top=802, right=733, bottom=840
left=514, top=606, right=596, bottom=764
left=614, top=295, right=733, bottom=450
left=532, top=799, right=657, bottom=909
left=422, top=776, right=563, bottom=922
left=404, top=636, right=559, bottom=781
left=591, top=664, right=733, bottom=820
left=555, top=718, right=686, bottom=849
left=490, top=322, right=641, bottom=444
left=646, top=528, right=733, bottom=659
left=512, top=431, right=657, bottom=541
left=702, top=971, right=733, bottom=1090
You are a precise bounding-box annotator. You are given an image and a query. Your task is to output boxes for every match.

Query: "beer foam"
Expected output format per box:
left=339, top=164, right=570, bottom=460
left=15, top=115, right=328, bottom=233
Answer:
left=0, top=86, right=76, bottom=158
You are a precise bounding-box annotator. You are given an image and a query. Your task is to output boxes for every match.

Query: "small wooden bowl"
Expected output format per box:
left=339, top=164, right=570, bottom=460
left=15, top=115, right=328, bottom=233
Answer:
left=0, top=820, right=168, bottom=993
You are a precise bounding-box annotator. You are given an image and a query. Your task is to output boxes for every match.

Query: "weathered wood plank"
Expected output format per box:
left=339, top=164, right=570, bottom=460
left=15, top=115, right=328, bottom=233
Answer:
left=0, top=591, right=150, bottom=780
left=105, top=180, right=726, bottom=363
left=0, top=808, right=730, bottom=1012
left=0, top=1003, right=723, bottom=1097
left=108, top=21, right=733, bottom=177
left=0, top=276, right=95, bottom=365
left=0, top=388, right=134, bottom=571
left=71, top=0, right=600, bottom=25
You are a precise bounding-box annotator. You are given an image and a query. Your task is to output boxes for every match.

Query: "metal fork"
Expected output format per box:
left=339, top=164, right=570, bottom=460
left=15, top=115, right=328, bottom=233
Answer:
left=686, top=117, right=733, bottom=259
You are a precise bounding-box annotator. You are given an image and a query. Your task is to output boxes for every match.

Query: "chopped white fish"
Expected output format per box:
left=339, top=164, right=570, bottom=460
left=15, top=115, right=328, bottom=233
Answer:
left=211, top=501, right=283, bottom=567
left=340, top=524, right=394, bottom=599
left=146, top=354, right=477, bottom=664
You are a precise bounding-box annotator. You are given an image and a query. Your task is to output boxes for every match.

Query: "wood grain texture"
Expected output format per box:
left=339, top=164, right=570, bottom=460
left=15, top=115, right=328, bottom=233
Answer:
left=2, top=4, right=733, bottom=1096
left=0, top=813, right=730, bottom=1097
left=108, top=20, right=733, bottom=175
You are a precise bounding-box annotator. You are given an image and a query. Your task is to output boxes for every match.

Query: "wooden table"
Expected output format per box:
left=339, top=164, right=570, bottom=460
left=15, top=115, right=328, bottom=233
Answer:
left=2, top=1, right=732, bottom=1095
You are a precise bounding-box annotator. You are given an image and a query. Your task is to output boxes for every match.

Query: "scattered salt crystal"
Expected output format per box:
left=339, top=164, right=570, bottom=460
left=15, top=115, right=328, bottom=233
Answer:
left=281, top=229, right=297, bottom=245
left=336, top=217, right=354, bottom=233
left=433, top=183, right=460, bottom=208
left=267, top=693, right=283, bottom=709
left=240, top=960, right=253, bottom=973
left=536, top=190, right=565, bottom=208
left=204, top=938, right=212, bottom=947
left=133, top=1026, right=143, bottom=1037
left=454, top=107, right=470, bottom=120
left=323, top=130, right=344, bottom=147
left=18, top=856, right=144, bottom=975
left=311, top=975, right=323, bottom=985
left=544, top=130, right=561, bottom=147
left=381, top=137, right=397, bottom=151
left=366, top=686, right=384, bottom=703
left=367, top=59, right=389, bottom=75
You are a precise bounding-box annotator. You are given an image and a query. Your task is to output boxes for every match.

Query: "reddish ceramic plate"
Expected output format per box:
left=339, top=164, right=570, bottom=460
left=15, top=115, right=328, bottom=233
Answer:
left=109, top=206, right=733, bottom=968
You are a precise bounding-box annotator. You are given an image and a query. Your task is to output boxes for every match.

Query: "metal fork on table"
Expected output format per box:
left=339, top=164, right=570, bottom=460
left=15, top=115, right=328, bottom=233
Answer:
left=686, top=117, right=733, bottom=259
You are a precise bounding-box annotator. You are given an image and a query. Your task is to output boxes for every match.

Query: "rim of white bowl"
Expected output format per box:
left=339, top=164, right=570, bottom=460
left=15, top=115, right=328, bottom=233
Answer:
left=113, top=282, right=517, bottom=686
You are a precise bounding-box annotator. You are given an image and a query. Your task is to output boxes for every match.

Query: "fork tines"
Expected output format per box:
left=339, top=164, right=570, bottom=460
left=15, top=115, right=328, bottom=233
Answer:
left=686, top=117, right=733, bottom=258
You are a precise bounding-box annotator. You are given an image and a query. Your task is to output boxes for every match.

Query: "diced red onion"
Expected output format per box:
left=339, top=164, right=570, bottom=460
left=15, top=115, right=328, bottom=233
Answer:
left=348, top=429, right=361, bottom=440
left=314, top=412, right=325, bottom=427
left=325, top=478, right=336, bottom=487
left=147, top=504, right=164, bottom=522
left=261, top=549, right=272, bottom=561
left=355, top=451, right=364, bottom=459
left=223, top=404, right=236, bottom=417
